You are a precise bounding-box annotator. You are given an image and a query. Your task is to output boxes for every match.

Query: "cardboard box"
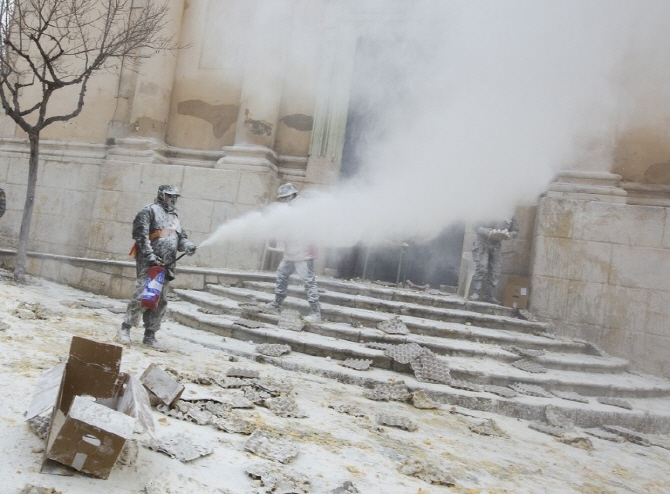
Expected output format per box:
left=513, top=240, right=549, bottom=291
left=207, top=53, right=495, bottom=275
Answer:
left=140, top=363, right=184, bottom=406
left=40, top=336, right=153, bottom=479
left=502, top=275, right=530, bottom=309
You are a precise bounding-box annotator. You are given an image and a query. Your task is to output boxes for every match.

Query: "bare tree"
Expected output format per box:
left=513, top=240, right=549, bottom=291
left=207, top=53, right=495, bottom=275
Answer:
left=0, top=0, right=175, bottom=282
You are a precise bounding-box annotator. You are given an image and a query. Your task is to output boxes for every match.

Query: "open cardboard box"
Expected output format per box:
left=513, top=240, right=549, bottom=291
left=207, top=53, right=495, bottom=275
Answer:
left=34, top=336, right=154, bottom=479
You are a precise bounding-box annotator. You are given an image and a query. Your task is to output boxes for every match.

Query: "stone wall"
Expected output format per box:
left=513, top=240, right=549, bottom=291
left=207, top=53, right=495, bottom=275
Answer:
left=530, top=171, right=670, bottom=379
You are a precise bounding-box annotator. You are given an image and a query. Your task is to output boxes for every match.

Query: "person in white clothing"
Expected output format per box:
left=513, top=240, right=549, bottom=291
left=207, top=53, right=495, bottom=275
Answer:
left=265, top=183, right=321, bottom=322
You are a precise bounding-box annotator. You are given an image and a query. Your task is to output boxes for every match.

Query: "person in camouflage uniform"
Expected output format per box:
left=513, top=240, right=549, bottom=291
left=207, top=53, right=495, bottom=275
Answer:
left=118, top=185, right=197, bottom=348
left=470, top=214, right=518, bottom=304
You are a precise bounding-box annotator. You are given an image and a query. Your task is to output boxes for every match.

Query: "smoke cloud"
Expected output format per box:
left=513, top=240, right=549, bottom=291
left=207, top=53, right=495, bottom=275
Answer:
left=200, top=0, right=670, bottom=251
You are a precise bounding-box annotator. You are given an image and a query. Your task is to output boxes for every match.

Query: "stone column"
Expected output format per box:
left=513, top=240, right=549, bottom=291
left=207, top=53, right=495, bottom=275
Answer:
left=107, top=0, right=186, bottom=163
left=216, top=16, right=286, bottom=172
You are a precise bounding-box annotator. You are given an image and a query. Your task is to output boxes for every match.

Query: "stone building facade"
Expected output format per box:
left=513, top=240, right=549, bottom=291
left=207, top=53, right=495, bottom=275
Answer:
left=0, top=1, right=668, bottom=379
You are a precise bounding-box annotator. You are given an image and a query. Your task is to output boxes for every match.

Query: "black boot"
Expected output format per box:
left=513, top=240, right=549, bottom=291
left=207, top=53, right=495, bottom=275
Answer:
left=143, top=330, right=166, bottom=350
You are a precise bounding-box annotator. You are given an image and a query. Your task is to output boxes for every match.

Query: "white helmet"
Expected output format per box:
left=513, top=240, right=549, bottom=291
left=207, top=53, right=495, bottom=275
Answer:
left=276, top=183, right=298, bottom=201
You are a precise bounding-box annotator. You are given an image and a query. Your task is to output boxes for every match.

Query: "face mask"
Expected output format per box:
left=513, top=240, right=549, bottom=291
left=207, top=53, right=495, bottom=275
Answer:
left=163, top=194, right=178, bottom=210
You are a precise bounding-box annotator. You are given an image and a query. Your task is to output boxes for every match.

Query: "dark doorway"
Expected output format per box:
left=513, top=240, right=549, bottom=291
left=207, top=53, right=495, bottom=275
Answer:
left=330, top=36, right=465, bottom=288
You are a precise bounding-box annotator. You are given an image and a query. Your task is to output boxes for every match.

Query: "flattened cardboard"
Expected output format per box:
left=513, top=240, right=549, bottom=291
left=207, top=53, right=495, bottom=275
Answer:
left=503, top=275, right=529, bottom=309
left=140, top=363, right=184, bottom=407
left=41, top=336, right=154, bottom=479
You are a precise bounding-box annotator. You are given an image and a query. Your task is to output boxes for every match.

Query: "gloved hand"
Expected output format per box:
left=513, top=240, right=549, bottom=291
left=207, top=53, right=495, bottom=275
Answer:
left=147, top=254, right=163, bottom=266
left=185, top=244, right=197, bottom=256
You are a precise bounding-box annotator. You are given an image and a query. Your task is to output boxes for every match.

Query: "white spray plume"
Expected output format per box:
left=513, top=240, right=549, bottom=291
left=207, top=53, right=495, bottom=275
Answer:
left=201, top=0, right=670, bottom=251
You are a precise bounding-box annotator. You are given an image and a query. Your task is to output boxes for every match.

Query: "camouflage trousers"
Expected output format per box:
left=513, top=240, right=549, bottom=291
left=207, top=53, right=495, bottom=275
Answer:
left=275, top=259, right=320, bottom=306
left=472, top=239, right=503, bottom=299
left=123, top=266, right=170, bottom=334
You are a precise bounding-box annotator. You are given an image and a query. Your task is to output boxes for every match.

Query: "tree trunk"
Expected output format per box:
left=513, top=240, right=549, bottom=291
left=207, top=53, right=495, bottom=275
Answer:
left=14, top=132, right=40, bottom=283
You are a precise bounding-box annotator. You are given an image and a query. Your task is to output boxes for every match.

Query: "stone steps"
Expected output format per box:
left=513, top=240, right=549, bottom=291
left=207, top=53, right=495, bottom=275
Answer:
left=167, top=275, right=670, bottom=432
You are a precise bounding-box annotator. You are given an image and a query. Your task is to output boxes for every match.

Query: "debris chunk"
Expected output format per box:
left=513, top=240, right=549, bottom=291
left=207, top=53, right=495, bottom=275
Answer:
left=377, top=413, right=418, bottom=431
left=545, top=405, right=574, bottom=429
left=482, top=384, right=517, bottom=398
left=264, top=395, right=308, bottom=418
left=257, top=343, right=292, bottom=357
left=601, top=425, right=651, bottom=446
left=141, top=363, right=185, bottom=406
left=278, top=308, right=304, bottom=331
left=511, top=359, right=547, bottom=373
left=411, top=390, right=439, bottom=409
left=398, top=458, right=455, bottom=486
left=143, top=433, right=215, bottom=462
left=329, top=480, right=360, bottom=493
left=227, top=367, right=260, bottom=379
left=245, top=463, right=311, bottom=493
left=551, top=390, right=589, bottom=403
left=509, top=382, right=553, bottom=398
left=244, top=429, right=300, bottom=464
left=469, top=418, right=509, bottom=438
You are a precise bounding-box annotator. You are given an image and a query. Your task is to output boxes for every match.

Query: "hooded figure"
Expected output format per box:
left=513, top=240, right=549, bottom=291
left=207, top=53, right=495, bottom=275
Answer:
left=264, top=183, right=321, bottom=321
left=118, top=185, right=197, bottom=348
left=470, top=214, right=518, bottom=304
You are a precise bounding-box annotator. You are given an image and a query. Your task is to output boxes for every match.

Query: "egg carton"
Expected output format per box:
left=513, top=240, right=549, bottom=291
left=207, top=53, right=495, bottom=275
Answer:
left=214, top=415, right=256, bottom=435
left=340, top=358, right=373, bottom=371
left=509, top=382, right=553, bottom=398
left=263, top=395, right=308, bottom=418
left=551, top=390, right=589, bottom=403
left=376, top=413, right=418, bottom=431
left=329, top=403, right=367, bottom=417
left=364, top=381, right=411, bottom=402
left=365, top=342, right=396, bottom=351
left=256, top=343, right=292, bottom=357
left=244, top=429, right=300, bottom=464
left=511, top=359, right=547, bottom=374
left=481, top=384, right=518, bottom=398
left=243, top=386, right=270, bottom=404
left=384, top=342, right=432, bottom=364
left=255, top=377, right=295, bottom=396
left=410, top=353, right=451, bottom=384
left=377, top=316, right=410, bottom=335
left=226, top=367, right=260, bottom=379
left=143, top=433, right=214, bottom=462
left=449, top=379, right=482, bottom=392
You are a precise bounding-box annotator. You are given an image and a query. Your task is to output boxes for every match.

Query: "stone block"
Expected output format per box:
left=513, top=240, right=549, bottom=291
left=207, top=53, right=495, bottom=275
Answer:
left=574, top=202, right=665, bottom=247
left=528, top=275, right=569, bottom=320
left=170, top=273, right=205, bottom=290
left=59, top=263, right=84, bottom=286
left=7, top=155, right=31, bottom=185
left=181, top=167, right=239, bottom=202
left=610, top=245, right=670, bottom=291
left=237, top=172, right=273, bottom=206
left=62, top=189, right=96, bottom=220
left=139, top=163, right=184, bottom=195
left=644, top=290, right=670, bottom=337
left=536, top=197, right=580, bottom=238
left=100, top=162, right=144, bottom=192
left=88, top=220, right=132, bottom=255
left=34, top=186, right=65, bottom=216
left=42, top=162, right=99, bottom=191
left=604, top=285, right=648, bottom=336
left=532, top=236, right=611, bottom=283
left=39, top=259, right=62, bottom=282
left=178, top=198, right=214, bottom=234
left=80, top=268, right=113, bottom=295
left=565, top=280, right=609, bottom=327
